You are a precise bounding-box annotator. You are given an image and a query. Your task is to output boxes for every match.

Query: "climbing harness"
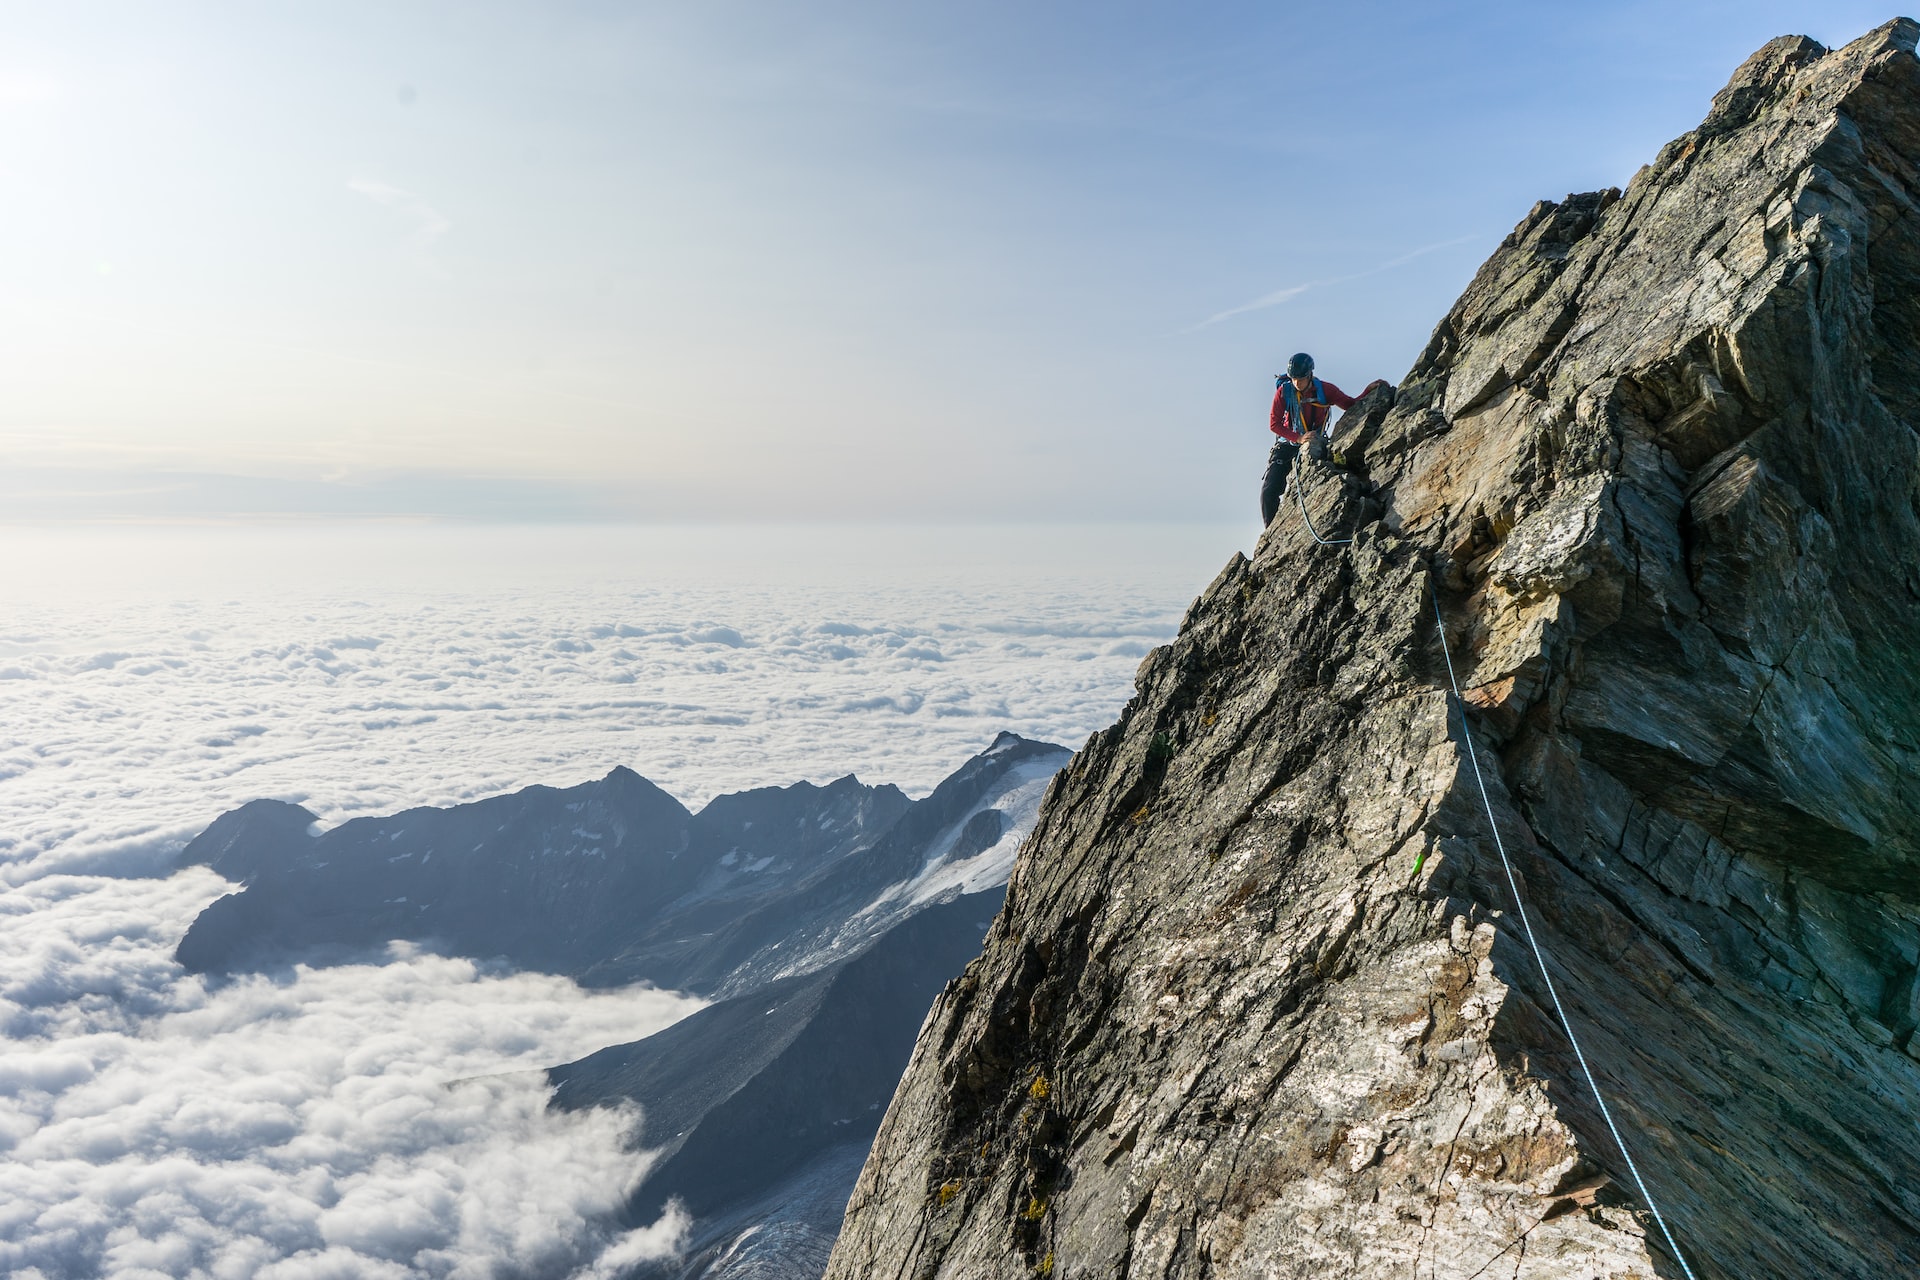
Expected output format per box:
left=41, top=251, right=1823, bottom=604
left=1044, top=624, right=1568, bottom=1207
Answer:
left=1288, top=468, right=1699, bottom=1280
left=1280, top=381, right=1348, bottom=548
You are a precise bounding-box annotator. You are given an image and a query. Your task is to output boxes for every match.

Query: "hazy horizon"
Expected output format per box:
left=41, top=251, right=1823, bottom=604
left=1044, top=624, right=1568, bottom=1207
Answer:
left=2, top=520, right=1240, bottom=876
left=4, top=2, right=1893, bottom=523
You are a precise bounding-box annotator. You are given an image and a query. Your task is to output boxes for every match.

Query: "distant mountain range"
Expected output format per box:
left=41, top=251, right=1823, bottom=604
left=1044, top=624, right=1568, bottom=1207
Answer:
left=173, top=732, right=1072, bottom=1278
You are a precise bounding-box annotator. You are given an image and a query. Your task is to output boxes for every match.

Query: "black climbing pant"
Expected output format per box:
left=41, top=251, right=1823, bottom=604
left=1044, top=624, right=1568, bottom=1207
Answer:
left=1260, top=439, right=1300, bottom=525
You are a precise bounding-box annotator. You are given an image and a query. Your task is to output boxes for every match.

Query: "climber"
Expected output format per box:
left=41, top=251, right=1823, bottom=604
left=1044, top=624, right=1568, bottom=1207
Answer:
left=1260, top=353, right=1385, bottom=525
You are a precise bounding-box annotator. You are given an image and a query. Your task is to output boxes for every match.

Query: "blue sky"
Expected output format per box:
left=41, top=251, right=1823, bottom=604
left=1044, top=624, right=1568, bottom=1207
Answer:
left=0, top=1, right=1895, bottom=521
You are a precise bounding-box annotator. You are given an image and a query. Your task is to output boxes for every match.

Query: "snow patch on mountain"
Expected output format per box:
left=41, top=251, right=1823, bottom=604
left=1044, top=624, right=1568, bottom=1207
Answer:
left=898, top=755, right=1063, bottom=906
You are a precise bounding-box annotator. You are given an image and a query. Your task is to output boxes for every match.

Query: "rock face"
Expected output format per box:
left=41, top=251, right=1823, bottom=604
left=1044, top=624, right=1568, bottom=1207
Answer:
left=826, top=22, right=1920, bottom=1280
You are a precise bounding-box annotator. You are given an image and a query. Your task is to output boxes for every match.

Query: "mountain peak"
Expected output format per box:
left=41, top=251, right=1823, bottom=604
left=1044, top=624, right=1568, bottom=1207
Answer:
left=177, top=797, right=319, bottom=882
left=827, top=23, right=1920, bottom=1280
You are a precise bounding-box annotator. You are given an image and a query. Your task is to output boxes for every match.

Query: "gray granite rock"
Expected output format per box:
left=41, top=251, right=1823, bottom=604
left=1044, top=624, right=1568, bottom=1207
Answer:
left=826, top=21, right=1920, bottom=1280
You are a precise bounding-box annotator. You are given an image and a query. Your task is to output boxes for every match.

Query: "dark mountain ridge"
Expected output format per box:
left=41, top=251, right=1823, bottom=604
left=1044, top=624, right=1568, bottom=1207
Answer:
left=174, top=732, right=1064, bottom=998
left=550, top=889, right=1007, bottom=1277
left=169, top=733, right=1072, bottom=1280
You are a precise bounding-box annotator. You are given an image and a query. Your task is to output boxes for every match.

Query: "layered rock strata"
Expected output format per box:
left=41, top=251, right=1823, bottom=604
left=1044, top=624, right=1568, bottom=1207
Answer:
left=826, top=21, right=1920, bottom=1280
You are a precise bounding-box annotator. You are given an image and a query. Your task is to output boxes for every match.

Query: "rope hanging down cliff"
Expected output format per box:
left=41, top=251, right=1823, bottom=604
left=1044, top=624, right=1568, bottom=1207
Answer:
left=1289, top=463, right=1700, bottom=1280
left=1292, top=461, right=1353, bottom=548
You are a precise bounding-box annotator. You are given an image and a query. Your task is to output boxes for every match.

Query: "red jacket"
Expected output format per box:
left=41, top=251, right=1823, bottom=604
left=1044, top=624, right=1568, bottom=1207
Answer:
left=1269, top=379, right=1357, bottom=443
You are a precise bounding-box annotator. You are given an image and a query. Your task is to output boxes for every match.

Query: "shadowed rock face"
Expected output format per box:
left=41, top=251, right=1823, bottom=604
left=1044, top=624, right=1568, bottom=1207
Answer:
left=826, top=21, right=1920, bottom=1280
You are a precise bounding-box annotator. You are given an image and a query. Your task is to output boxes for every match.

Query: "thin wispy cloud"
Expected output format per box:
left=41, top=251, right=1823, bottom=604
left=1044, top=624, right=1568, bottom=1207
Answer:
left=1196, top=234, right=1482, bottom=328
left=1200, top=283, right=1312, bottom=327
left=348, top=176, right=450, bottom=247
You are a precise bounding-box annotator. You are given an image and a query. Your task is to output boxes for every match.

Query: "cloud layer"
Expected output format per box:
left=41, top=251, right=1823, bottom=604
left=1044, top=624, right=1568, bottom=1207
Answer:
left=0, top=869, right=703, bottom=1278
left=0, top=526, right=1214, bottom=883
left=0, top=522, right=1226, bottom=1275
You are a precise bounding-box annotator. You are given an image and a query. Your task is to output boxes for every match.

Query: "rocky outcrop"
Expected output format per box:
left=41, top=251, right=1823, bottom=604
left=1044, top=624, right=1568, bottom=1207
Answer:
left=826, top=21, right=1920, bottom=1280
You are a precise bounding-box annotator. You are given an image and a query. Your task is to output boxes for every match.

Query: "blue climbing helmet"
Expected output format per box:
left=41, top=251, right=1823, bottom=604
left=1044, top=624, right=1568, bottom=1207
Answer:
left=1286, top=352, right=1314, bottom=379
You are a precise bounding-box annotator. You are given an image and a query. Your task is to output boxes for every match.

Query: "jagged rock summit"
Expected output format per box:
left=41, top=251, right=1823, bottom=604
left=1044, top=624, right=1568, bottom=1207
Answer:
left=826, top=21, right=1920, bottom=1280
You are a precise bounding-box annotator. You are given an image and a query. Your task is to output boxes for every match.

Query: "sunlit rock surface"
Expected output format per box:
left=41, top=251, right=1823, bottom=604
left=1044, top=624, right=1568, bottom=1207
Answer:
left=825, top=21, right=1920, bottom=1280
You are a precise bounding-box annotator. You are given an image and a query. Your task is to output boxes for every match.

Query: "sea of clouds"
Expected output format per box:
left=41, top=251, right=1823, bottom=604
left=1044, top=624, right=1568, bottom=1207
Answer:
left=0, top=868, right=702, bottom=1278
left=0, top=521, right=1242, bottom=1277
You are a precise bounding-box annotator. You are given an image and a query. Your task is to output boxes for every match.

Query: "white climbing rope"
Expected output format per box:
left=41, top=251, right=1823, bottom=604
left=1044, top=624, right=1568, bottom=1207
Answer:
left=1425, top=588, right=1699, bottom=1280
left=1282, top=459, right=1699, bottom=1276
left=1292, top=451, right=1353, bottom=547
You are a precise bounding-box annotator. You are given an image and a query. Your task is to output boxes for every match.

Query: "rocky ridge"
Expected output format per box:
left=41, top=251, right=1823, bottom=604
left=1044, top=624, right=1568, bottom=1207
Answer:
left=175, top=732, right=1065, bottom=999
left=825, top=22, right=1920, bottom=1280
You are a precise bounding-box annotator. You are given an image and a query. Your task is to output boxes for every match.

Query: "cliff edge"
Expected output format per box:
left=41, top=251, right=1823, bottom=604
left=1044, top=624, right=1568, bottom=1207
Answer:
left=825, top=20, right=1920, bottom=1280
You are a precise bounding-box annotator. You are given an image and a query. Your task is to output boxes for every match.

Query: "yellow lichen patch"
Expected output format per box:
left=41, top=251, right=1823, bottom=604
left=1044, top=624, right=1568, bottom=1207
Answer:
left=1022, top=1196, right=1048, bottom=1221
left=936, top=1178, right=963, bottom=1206
left=1129, top=805, right=1151, bottom=826
left=1028, top=1072, right=1051, bottom=1101
left=1034, top=1251, right=1055, bottom=1277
